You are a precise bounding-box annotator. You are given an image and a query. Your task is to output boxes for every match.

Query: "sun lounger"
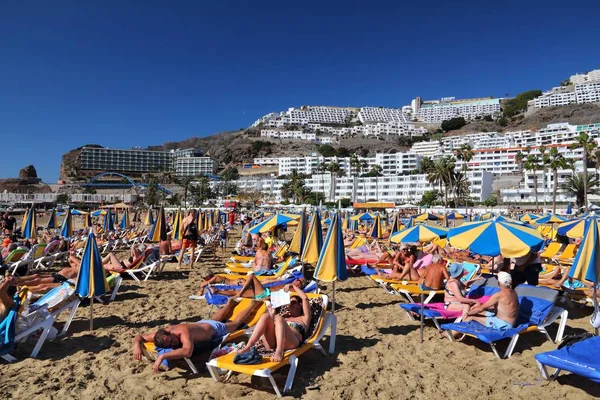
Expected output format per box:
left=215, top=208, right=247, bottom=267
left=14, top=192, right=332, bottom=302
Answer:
left=539, top=242, right=563, bottom=261
left=552, top=244, right=577, bottom=265
left=26, top=282, right=81, bottom=337
left=441, top=285, right=568, bottom=359
left=206, top=294, right=336, bottom=397
left=535, top=335, right=600, bottom=383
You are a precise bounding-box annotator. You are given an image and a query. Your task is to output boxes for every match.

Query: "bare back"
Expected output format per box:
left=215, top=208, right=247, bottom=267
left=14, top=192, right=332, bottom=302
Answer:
left=495, top=289, right=519, bottom=326
left=423, top=262, right=447, bottom=290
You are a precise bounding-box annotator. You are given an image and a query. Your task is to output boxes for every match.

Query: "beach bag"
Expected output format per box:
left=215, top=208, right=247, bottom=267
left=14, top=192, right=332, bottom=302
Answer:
left=557, top=332, right=595, bottom=350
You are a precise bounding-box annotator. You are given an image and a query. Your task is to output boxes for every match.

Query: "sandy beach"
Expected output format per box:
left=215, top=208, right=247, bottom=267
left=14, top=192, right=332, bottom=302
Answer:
left=2, top=223, right=599, bottom=400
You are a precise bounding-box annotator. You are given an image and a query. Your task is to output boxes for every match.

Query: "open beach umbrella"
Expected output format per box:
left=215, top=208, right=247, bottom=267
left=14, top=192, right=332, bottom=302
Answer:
left=249, top=213, right=294, bottom=234
left=22, top=204, right=36, bottom=239
left=390, top=224, right=448, bottom=244
left=557, top=216, right=600, bottom=239
left=91, top=210, right=106, bottom=217
left=414, top=212, right=439, bottom=222
left=314, top=212, right=347, bottom=312
left=301, top=211, right=323, bottom=265
left=368, top=213, right=384, bottom=239
left=534, top=214, right=568, bottom=225
left=60, top=208, right=73, bottom=238
left=520, top=213, right=541, bottom=222
left=103, top=209, right=115, bottom=232
left=74, top=231, right=109, bottom=331
left=171, top=208, right=183, bottom=240
left=351, top=212, right=374, bottom=221
left=289, top=210, right=307, bottom=255
left=446, top=212, right=465, bottom=220
left=47, top=208, right=59, bottom=229
left=494, top=215, right=527, bottom=226
left=71, top=209, right=87, bottom=216
left=144, top=209, right=154, bottom=226
left=447, top=218, right=544, bottom=258
left=148, top=206, right=167, bottom=242
left=84, top=213, right=92, bottom=228
left=120, top=208, right=131, bottom=230
left=567, top=218, right=600, bottom=334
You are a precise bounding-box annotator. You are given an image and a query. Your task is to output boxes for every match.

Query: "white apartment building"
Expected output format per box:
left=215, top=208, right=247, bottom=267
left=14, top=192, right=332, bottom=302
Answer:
left=570, top=69, right=600, bottom=85
left=260, top=130, right=317, bottom=141
left=413, top=98, right=501, bottom=123
left=362, top=121, right=427, bottom=137
left=252, top=157, right=279, bottom=167
left=575, top=81, right=600, bottom=104
left=358, top=107, right=411, bottom=124
left=285, top=106, right=354, bottom=125
left=173, top=156, right=216, bottom=176
left=530, top=81, right=600, bottom=110
left=410, top=141, right=443, bottom=157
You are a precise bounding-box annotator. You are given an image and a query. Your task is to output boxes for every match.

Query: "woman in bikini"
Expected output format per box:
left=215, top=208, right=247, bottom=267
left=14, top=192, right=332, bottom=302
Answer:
left=237, top=284, right=311, bottom=362
left=444, top=263, right=480, bottom=320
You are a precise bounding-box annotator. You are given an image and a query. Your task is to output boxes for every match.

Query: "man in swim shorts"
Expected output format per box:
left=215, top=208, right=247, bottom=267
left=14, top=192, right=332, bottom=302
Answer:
left=464, top=272, right=518, bottom=330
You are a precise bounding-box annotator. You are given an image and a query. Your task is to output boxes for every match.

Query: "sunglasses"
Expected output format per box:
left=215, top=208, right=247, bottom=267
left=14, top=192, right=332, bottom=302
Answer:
left=290, top=299, right=300, bottom=305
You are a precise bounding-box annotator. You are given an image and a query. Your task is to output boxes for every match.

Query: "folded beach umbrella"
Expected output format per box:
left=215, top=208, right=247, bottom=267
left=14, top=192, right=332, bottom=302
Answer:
left=171, top=208, right=183, bottom=240
left=148, top=206, right=167, bottom=242
left=520, top=213, right=541, bottom=222
left=314, top=212, right=347, bottom=312
left=103, top=209, right=115, bottom=232
left=47, top=208, right=59, bottom=229
left=405, top=216, right=414, bottom=229
left=351, top=212, right=374, bottom=221
left=289, top=210, right=307, bottom=255
left=132, top=210, right=139, bottom=224
left=301, top=211, right=323, bottom=265
left=447, top=218, right=544, bottom=258
left=249, top=212, right=294, bottom=234
left=568, top=217, right=600, bottom=334
left=22, top=205, right=36, bottom=239
left=557, top=216, right=600, bottom=239
left=113, top=210, right=119, bottom=226
left=119, top=208, right=131, bottom=230
left=390, top=224, right=448, bottom=244
left=369, top=213, right=384, bottom=239
left=60, top=208, right=73, bottom=238
left=144, top=209, right=154, bottom=226
left=566, top=203, right=572, bottom=215
left=196, top=208, right=203, bottom=229
left=534, top=214, right=568, bottom=225
left=84, top=213, right=92, bottom=228
left=414, top=212, right=439, bottom=222
left=74, top=231, right=109, bottom=331
left=389, top=213, right=401, bottom=235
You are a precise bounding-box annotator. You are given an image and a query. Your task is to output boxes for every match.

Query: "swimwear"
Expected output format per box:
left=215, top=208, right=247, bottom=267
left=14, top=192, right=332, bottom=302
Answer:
left=287, top=321, right=307, bottom=342
left=52, top=273, right=69, bottom=283
left=484, top=311, right=513, bottom=330
left=198, top=319, right=228, bottom=339
left=254, top=288, right=271, bottom=300
left=420, top=283, right=438, bottom=291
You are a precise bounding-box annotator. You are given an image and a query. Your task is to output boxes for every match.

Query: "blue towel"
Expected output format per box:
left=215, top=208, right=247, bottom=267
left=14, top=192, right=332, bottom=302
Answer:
left=361, top=266, right=377, bottom=275
left=0, top=295, right=22, bottom=357
left=535, top=336, right=600, bottom=382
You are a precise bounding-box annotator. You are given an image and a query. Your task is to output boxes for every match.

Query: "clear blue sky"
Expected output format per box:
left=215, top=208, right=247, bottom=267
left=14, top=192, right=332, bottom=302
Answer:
left=2, top=0, right=600, bottom=182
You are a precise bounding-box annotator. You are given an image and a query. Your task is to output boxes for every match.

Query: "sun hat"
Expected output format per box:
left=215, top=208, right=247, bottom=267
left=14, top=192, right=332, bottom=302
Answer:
left=448, top=263, right=464, bottom=278
left=498, top=271, right=512, bottom=287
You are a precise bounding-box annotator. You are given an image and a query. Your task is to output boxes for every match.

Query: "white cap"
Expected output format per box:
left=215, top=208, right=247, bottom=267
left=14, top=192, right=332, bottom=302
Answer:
left=498, top=271, right=512, bottom=288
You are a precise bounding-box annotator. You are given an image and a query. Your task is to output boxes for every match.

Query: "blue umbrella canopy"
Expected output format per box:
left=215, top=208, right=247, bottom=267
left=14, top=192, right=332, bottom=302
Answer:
left=47, top=208, right=59, bottom=229
left=103, top=209, right=115, bottom=232
left=148, top=206, right=167, bottom=242
left=119, top=208, right=131, bottom=230
left=391, top=224, right=448, bottom=244
left=249, top=213, right=294, bottom=234
left=22, top=205, right=37, bottom=239
left=533, top=214, right=568, bottom=225
left=314, top=212, right=347, bottom=283
left=569, top=218, right=600, bottom=284
left=369, top=213, right=384, bottom=239
left=60, top=208, right=73, bottom=238
left=70, top=209, right=87, bottom=216
left=557, top=215, right=600, bottom=239
left=75, top=232, right=109, bottom=298
left=566, top=203, right=572, bottom=215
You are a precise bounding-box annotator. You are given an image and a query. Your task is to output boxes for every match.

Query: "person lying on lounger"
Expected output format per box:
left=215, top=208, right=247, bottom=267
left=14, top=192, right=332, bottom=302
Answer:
left=237, top=285, right=311, bottom=362
left=464, top=271, right=518, bottom=330
left=13, top=253, right=81, bottom=293
left=132, top=298, right=262, bottom=373
left=214, top=273, right=307, bottom=300
left=101, top=252, right=139, bottom=273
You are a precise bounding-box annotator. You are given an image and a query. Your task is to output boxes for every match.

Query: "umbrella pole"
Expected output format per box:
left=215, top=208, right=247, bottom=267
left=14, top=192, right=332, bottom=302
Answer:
left=420, top=293, right=424, bottom=344
left=90, top=296, right=94, bottom=331
left=594, top=285, right=598, bottom=336
left=332, top=281, right=336, bottom=313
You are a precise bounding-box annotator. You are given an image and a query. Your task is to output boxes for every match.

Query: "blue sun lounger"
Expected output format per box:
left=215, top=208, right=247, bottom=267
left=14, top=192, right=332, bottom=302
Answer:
left=535, top=336, right=600, bottom=383
left=441, top=285, right=568, bottom=359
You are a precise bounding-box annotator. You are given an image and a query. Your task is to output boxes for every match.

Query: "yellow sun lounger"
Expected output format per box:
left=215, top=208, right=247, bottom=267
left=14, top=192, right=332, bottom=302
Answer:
left=552, top=244, right=577, bottom=265
left=225, top=256, right=296, bottom=275
left=206, top=294, right=336, bottom=397
left=539, top=242, right=563, bottom=260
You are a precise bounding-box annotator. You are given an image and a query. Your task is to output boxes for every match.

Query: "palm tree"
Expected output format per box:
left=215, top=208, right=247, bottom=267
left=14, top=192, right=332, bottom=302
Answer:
left=523, top=154, right=540, bottom=210
left=367, top=165, right=384, bottom=201
left=547, top=147, right=568, bottom=213
left=327, top=162, right=344, bottom=202
left=455, top=144, right=473, bottom=208
left=427, top=158, right=453, bottom=207
left=569, top=132, right=597, bottom=211
left=174, top=176, right=194, bottom=208
left=562, top=173, right=600, bottom=208
left=419, top=156, right=434, bottom=174
left=452, top=170, right=471, bottom=207
left=314, top=162, right=327, bottom=204
left=538, top=145, right=547, bottom=210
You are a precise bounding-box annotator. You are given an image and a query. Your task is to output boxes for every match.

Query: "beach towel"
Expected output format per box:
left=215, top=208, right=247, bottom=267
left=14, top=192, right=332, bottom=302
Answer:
left=0, top=295, right=21, bottom=357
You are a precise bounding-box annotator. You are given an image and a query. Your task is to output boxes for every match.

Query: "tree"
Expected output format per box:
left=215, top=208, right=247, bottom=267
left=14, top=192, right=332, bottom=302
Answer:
left=317, top=144, right=337, bottom=157
left=55, top=193, right=71, bottom=205
left=497, top=117, right=508, bottom=127
left=350, top=154, right=368, bottom=202
left=483, top=196, right=498, bottom=208
left=538, top=145, right=548, bottom=210
left=280, top=169, right=307, bottom=204
left=524, top=154, right=541, bottom=210
left=167, top=193, right=181, bottom=206
left=502, top=90, right=542, bottom=118
left=419, top=156, right=434, bottom=174
left=419, top=190, right=441, bottom=207
left=569, top=132, right=597, bottom=211
left=546, top=147, right=568, bottom=213
left=144, top=176, right=161, bottom=207
left=327, top=162, right=345, bottom=202
left=562, top=173, right=600, bottom=208
left=454, top=144, right=473, bottom=207
left=452, top=170, right=471, bottom=207
left=337, top=147, right=351, bottom=157
left=189, top=176, right=213, bottom=206
left=220, top=167, right=240, bottom=181
left=441, top=117, right=467, bottom=132
left=214, top=181, right=239, bottom=198
left=174, top=176, right=194, bottom=207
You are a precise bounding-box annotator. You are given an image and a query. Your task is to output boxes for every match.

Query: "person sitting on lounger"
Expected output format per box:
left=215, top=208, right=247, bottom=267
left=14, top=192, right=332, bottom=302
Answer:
left=443, top=263, right=479, bottom=319
left=252, top=242, right=273, bottom=273
left=419, top=254, right=449, bottom=290
left=132, top=298, right=262, bottom=373
left=237, top=284, right=311, bottom=362
left=13, top=253, right=81, bottom=293
left=0, top=276, right=15, bottom=321
left=464, top=271, right=518, bottom=330
left=384, top=245, right=419, bottom=280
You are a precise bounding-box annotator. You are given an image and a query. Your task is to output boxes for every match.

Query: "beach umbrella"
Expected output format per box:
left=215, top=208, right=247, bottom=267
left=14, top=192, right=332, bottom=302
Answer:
left=74, top=231, right=109, bottom=330
left=566, top=203, right=572, bottom=215
left=314, top=212, right=347, bottom=312
left=289, top=210, right=307, bottom=255
left=368, top=213, right=384, bottom=239
left=91, top=210, right=106, bottom=217
left=60, top=208, right=73, bottom=238
left=148, top=206, right=167, bottom=242
left=473, top=215, right=481, bottom=222
left=84, top=213, right=92, bottom=228
left=47, top=208, right=58, bottom=229
left=301, top=211, right=323, bottom=265
left=447, top=218, right=544, bottom=258
left=557, top=216, right=600, bottom=239
left=567, top=218, right=600, bottom=335
left=389, top=213, right=401, bottom=235
left=494, top=215, right=527, bottom=226
left=534, top=214, right=568, bottom=225
left=390, top=224, right=448, bottom=244
left=414, top=212, right=439, bottom=221
left=351, top=212, right=374, bottom=221
left=144, top=209, right=154, bottom=226
left=249, top=212, right=294, bottom=234
left=120, top=208, right=131, bottom=230
left=22, top=204, right=36, bottom=239
left=480, top=212, right=495, bottom=220
left=71, top=209, right=87, bottom=216
left=171, top=208, right=183, bottom=240
left=196, top=208, right=203, bottom=229
left=520, top=213, right=541, bottom=222
left=446, top=212, right=465, bottom=220
left=102, top=209, right=115, bottom=232
left=405, top=216, right=414, bottom=228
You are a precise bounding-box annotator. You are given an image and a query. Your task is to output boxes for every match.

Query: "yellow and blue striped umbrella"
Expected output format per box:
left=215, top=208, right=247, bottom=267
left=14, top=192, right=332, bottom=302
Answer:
left=74, top=231, right=109, bottom=330
left=448, top=219, right=544, bottom=257
left=249, top=212, right=294, bottom=234
left=494, top=215, right=526, bottom=226
left=368, top=213, right=384, bottom=239
left=144, top=209, right=154, bottom=226
left=446, top=212, right=465, bottom=220
left=557, top=216, right=599, bottom=239
left=22, top=205, right=36, bottom=239
left=390, top=224, right=448, bottom=244
left=481, top=212, right=495, bottom=220
left=289, top=210, right=308, bottom=255
left=148, top=206, right=167, bottom=242
left=196, top=208, right=203, bottom=229
left=103, top=209, right=115, bottom=232
left=47, top=208, right=59, bottom=229
left=314, top=212, right=347, bottom=312
left=301, top=211, right=323, bottom=265
left=91, top=209, right=106, bottom=217
left=171, top=208, right=183, bottom=240
left=60, top=208, right=73, bottom=238
left=351, top=212, right=374, bottom=221
left=119, top=208, right=131, bottom=230
left=534, top=214, right=568, bottom=225
left=389, top=213, right=401, bottom=235
left=520, top=213, right=541, bottom=222
left=414, top=212, right=439, bottom=221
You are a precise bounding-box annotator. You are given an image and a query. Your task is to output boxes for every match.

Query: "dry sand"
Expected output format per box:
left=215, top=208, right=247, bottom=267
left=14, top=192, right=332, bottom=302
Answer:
left=1, top=222, right=599, bottom=399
